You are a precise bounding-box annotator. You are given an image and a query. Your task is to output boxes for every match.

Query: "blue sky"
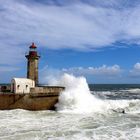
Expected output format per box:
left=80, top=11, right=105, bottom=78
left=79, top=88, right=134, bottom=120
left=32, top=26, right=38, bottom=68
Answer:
left=0, top=0, right=140, bottom=84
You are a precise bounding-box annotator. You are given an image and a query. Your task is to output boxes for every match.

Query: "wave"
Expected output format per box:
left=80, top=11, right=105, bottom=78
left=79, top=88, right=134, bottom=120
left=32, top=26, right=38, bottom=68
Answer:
left=121, top=88, right=140, bottom=94
left=48, top=73, right=140, bottom=114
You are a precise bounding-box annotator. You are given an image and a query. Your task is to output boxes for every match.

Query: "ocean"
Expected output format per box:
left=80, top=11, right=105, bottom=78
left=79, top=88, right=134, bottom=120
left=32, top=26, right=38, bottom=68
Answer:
left=0, top=74, right=140, bottom=140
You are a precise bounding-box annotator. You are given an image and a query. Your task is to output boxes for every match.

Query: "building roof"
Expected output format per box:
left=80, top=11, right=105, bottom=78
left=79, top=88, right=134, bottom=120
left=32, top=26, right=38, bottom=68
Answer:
left=12, top=78, right=35, bottom=84
left=29, top=42, right=37, bottom=49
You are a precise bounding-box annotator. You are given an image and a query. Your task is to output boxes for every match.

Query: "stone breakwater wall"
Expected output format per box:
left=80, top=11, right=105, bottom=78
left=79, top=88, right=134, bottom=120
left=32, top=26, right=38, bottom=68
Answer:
left=0, top=86, right=65, bottom=110
left=30, top=86, right=64, bottom=94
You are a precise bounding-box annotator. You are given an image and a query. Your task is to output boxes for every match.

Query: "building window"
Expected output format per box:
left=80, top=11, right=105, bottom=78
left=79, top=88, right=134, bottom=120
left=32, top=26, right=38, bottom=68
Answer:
left=26, top=85, right=28, bottom=89
left=17, top=85, right=20, bottom=89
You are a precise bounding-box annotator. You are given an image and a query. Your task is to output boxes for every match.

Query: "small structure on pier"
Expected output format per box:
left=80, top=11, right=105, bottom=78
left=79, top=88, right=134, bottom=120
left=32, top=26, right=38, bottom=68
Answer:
left=11, top=78, right=35, bottom=94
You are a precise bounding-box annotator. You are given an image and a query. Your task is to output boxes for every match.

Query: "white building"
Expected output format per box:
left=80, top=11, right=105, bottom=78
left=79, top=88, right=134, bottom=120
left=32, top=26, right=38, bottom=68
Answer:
left=11, top=78, right=35, bottom=94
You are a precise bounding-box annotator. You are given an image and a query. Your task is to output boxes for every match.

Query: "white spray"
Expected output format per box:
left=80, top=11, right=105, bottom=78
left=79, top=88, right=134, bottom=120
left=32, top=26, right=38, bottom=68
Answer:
left=48, top=73, right=139, bottom=114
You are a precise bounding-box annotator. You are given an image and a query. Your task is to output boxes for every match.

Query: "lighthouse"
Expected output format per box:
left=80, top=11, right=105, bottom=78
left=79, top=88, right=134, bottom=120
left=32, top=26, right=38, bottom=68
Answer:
left=25, top=43, right=40, bottom=85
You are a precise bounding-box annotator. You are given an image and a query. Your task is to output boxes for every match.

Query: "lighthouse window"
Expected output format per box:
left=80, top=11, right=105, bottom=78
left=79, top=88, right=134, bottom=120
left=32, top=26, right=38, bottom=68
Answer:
left=26, top=85, right=28, bottom=89
left=17, top=85, right=20, bottom=89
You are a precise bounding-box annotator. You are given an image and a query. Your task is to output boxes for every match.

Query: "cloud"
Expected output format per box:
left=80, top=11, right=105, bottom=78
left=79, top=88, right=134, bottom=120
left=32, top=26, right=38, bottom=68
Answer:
left=1, top=0, right=140, bottom=66
left=40, top=64, right=122, bottom=83
left=39, top=66, right=63, bottom=84
left=62, top=65, right=122, bottom=76
left=32, top=0, right=140, bottom=9
left=0, top=42, right=25, bottom=65
left=130, top=63, right=140, bottom=77
left=0, top=66, right=19, bottom=72
left=0, top=65, right=20, bottom=83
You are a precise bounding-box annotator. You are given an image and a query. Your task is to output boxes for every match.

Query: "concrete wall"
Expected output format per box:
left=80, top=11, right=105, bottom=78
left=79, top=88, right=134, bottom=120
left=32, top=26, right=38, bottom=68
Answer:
left=30, top=86, right=65, bottom=94
left=0, top=86, right=65, bottom=110
left=0, top=93, right=59, bottom=110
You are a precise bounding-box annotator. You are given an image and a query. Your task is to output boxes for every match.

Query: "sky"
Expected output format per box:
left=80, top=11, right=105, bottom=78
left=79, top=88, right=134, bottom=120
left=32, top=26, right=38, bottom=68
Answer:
left=0, top=0, right=140, bottom=84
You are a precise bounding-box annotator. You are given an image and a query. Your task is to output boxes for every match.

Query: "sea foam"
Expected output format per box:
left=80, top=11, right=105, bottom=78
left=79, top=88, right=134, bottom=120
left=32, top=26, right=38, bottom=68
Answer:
left=49, top=73, right=140, bottom=114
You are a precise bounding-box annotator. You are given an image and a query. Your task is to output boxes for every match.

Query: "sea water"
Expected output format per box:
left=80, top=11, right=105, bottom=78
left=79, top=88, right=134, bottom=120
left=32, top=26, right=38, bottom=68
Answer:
left=0, top=74, right=140, bottom=140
